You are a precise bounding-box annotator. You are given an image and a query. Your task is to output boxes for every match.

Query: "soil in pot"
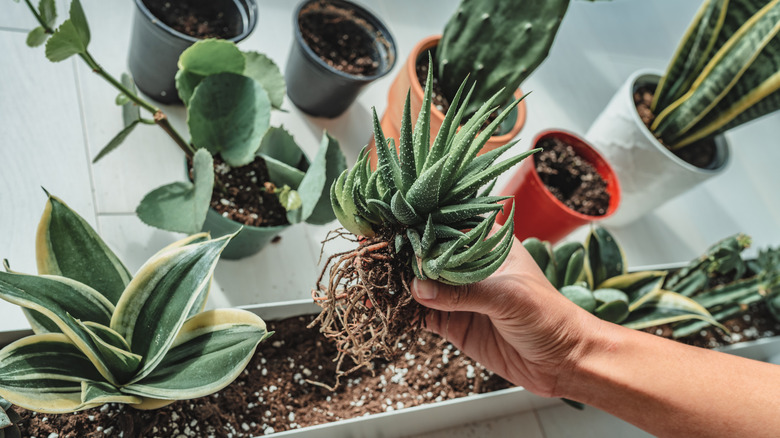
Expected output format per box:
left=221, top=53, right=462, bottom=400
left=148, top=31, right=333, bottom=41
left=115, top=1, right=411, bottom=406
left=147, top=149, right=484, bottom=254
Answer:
left=298, top=1, right=383, bottom=76
left=15, top=314, right=512, bottom=437
left=634, top=85, right=717, bottom=169
left=534, top=137, right=611, bottom=217
left=189, top=155, right=289, bottom=228
left=143, top=0, right=242, bottom=39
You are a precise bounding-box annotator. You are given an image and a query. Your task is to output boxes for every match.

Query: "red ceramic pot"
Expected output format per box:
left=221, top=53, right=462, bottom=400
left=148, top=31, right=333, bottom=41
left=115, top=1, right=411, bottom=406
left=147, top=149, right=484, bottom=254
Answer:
left=497, top=130, right=621, bottom=244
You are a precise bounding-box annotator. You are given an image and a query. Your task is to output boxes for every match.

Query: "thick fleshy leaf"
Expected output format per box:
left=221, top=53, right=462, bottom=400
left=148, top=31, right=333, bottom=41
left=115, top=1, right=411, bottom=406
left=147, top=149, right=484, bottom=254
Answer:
left=599, top=271, right=666, bottom=311
left=289, top=133, right=346, bottom=225
left=391, top=191, right=422, bottom=225
left=36, top=193, right=131, bottom=305
left=423, top=78, right=468, bottom=172
left=188, top=73, right=271, bottom=167
left=413, top=54, right=434, bottom=174
left=124, top=309, right=270, bottom=397
left=136, top=148, right=214, bottom=234
left=405, top=156, right=446, bottom=215
left=81, top=381, right=140, bottom=406
left=430, top=197, right=506, bottom=224
left=243, top=51, right=285, bottom=109
left=372, top=109, right=402, bottom=195
left=560, top=285, right=597, bottom=313
left=523, top=237, right=554, bottom=283
left=398, top=91, right=416, bottom=193
left=111, top=234, right=232, bottom=383
left=554, top=242, right=586, bottom=288
left=622, top=291, right=722, bottom=331
left=257, top=126, right=305, bottom=169
left=261, top=155, right=306, bottom=189
left=438, top=226, right=514, bottom=285
left=446, top=148, right=538, bottom=203
left=0, top=334, right=104, bottom=414
left=587, top=227, right=627, bottom=287
left=178, top=39, right=245, bottom=77
left=69, top=317, right=141, bottom=384
left=594, top=300, right=629, bottom=324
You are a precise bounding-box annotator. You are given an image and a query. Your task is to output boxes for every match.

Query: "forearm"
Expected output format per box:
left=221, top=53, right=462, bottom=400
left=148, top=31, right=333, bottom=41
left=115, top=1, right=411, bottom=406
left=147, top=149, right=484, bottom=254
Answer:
left=558, top=317, right=780, bottom=438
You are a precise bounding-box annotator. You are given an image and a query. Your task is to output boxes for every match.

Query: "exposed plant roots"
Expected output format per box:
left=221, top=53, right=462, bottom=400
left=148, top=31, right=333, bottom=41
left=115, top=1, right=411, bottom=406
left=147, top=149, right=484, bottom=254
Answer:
left=308, top=228, right=426, bottom=389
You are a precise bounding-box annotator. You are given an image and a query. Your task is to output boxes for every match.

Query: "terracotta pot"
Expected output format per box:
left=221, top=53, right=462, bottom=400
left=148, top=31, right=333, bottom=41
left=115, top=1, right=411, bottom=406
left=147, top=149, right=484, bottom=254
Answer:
left=373, top=35, right=526, bottom=162
left=286, top=0, right=397, bottom=118
left=585, top=70, right=731, bottom=226
left=497, top=130, right=621, bottom=244
left=128, top=0, right=258, bottom=104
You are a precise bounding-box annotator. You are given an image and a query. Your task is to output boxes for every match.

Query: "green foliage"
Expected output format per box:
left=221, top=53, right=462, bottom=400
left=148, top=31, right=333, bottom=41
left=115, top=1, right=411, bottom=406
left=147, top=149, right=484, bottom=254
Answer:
left=437, top=0, right=571, bottom=117
left=0, top=194, right=271, bottom=413
left=331, top=59, right=533, bottom=285
left=0, top=397, right=22, bottom=438
left=652, top=0, right=780, bottom=149
left=44, top=0, right=89, bottom=62
left=525, top=227, right=722, bottom=327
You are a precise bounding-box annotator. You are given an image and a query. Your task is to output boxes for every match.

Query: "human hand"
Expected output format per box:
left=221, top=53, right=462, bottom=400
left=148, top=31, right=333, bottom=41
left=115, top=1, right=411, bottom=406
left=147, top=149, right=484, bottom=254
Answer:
left=412, top=236, right=599, bottom=397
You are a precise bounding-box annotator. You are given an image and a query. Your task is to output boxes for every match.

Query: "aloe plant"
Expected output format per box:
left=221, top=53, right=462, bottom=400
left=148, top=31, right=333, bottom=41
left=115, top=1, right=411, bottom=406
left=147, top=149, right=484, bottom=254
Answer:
left=0, top=193, right=272, bottom=413
left=650, top=0, right=780, bottom=149
left=15, top=0, right=345, bottom=236
left=311, top=58, right=533, bottom=380
left=525, top=227, right=723, bottom=329
left=0, top=398, right=21, bottom=438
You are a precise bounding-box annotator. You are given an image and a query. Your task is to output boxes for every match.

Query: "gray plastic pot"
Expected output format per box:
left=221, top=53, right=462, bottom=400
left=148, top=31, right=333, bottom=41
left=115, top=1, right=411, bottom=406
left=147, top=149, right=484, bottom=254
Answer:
left=201, top=208, right=290, bottom=260
left=128, top=0, right=258, bottom=104
left=286, top=0, right=397, bottom=118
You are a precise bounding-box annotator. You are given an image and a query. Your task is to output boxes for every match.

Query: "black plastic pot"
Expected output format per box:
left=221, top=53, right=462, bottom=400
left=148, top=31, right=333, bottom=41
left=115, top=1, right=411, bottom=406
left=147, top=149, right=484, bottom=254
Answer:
left=286, top=0, right=397, bottom=118
left=128, top=0, right=258, bottom=104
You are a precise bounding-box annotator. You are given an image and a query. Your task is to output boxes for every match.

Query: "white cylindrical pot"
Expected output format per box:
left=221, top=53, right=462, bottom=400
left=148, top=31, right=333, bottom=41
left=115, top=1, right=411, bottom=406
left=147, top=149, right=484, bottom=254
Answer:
left=585, top=70, right=730, bottom=226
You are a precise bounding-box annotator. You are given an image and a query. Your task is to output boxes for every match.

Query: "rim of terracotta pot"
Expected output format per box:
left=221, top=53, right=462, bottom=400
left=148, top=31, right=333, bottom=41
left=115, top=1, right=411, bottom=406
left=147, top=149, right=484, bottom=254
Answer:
left=627, top=69, right=730, bottom=175
left=293, top=0, right=397, bottom=82
left=529, top=129, right=621, bottom=221
left=408, top=35, right=527, bottom=140
left=133, top=0, right=258, bottom=43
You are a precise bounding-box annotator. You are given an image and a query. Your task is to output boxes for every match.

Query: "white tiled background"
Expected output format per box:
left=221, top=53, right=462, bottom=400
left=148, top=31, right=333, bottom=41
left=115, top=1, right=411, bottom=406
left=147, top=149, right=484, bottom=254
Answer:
left=1, top=0, right=778, bottom=436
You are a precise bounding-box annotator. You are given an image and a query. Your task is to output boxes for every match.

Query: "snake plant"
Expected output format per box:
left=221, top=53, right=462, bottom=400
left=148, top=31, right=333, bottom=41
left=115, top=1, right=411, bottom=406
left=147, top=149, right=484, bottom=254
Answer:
left=651, top=0, right=780, bottom=149
left=0, top=193, right=272, bottom=413
left=331, top=56, right=535, bottom=285
left=525, top=227, right=723, bottom=329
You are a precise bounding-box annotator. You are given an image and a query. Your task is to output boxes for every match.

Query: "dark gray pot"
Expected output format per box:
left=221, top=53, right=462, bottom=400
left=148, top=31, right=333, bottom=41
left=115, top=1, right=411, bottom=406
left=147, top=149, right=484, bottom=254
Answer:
left=286, top=0, right=397, bottom=118
left=128, top=0, right=258, bottom=104
left=201, top=208, right=290, bottom=260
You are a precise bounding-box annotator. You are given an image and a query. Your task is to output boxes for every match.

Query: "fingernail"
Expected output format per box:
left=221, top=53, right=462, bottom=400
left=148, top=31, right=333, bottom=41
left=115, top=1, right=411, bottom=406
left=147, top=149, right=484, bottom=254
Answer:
left=414, top=278, right=438, bottom=300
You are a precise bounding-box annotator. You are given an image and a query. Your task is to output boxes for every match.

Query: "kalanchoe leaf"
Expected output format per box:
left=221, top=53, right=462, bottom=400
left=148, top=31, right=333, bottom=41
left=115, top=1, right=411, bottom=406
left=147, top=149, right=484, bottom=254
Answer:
left=178, top=39, right=245, bottom=77
left=257, top=126, right=305, bottom=169
left=188, top=72, right=271, bottom=167
left=277, top=186, right=302, bottom=212
left=44, top=0, right=89, bottom=62
left=39, top=0, right=57, bottom=27
left=293, top=133, right=346, bottom=225
left=26, top=26, right=48, bottom=47
left=242, top=51, right=285, bottom=110
left=135, top=148, right=214, bottom=235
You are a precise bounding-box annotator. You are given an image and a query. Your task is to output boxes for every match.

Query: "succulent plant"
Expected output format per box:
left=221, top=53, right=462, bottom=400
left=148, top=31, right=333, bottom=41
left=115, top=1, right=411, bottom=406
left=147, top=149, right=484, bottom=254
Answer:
left=651, top=0, right=780, bottom=149
left=0, top=193, right=271, bottom=413
left=437, top=0, right=572, bottom=117
left=312, top=58, right=533, bottom=380
left=14, top=0, right=345, bottom=236
left=0, top=397, right=21, bottom=438
left=525, top=227, right=722, bottom=328
left=331, top=59, right=536, bottom=284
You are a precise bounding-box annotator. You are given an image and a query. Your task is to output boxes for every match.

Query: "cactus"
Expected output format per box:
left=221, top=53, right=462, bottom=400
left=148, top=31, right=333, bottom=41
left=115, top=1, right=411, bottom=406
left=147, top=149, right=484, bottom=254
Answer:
left=436, top=0, right=571, bottom=117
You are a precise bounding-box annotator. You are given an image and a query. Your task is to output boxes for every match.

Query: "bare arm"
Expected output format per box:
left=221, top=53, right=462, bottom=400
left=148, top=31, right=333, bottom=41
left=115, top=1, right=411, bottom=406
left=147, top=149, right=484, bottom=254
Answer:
left=412, top=238, right=780, bottom=438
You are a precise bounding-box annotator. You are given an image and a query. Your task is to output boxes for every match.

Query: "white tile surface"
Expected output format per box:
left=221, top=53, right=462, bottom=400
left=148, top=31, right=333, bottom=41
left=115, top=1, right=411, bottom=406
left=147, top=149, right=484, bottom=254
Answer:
left=536, top=404, right=654, bottom=438
left=2, top=1, right=780, bottom=437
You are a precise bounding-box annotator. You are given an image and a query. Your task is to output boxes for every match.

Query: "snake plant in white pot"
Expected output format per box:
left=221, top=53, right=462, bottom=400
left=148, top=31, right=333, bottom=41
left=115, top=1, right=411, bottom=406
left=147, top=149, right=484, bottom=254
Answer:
left=587, top=0, right=780, bottom=225
left=0, top=193, right=272, bottom=413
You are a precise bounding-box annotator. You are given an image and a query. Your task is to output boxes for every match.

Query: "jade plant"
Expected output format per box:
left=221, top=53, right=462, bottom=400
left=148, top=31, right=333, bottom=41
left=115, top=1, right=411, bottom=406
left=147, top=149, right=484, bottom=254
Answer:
left=0, top=398, right=21, bottom=438
left=309, top=59, right=535, bottom=384
left=436, top=0, right=601, bottom=118
left=524, top=227, right=723, bottom=329
left=0, top=193, right=271, bottom=413
left=16, top=0, right=345, bottom=236
left=649, top=0, right=780, bottom=149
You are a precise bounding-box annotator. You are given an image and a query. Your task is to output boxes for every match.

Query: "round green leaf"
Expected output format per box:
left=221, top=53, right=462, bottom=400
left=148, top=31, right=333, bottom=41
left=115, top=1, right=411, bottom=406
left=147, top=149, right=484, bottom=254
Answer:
left=242, top=51, right=285, bottom=109
left=188, top=73, right=271, bottom=167
left=560, top=285, right=597, bottom=313
left=26, top=27, right=47, bottom=47
left=178, top=39, right=245, bottom=77
left=593, top=288, right=629, bottom=305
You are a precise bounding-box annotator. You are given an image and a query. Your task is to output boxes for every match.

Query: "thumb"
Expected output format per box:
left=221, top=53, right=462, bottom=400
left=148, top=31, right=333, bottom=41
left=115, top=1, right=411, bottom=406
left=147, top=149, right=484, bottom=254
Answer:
left=412, top=277, right=501, bottom=315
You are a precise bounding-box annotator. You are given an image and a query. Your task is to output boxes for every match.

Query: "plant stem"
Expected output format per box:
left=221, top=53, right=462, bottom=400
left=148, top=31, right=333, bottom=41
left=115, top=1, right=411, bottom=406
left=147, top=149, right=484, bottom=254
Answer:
left=22, top=0, right=196, bottom=158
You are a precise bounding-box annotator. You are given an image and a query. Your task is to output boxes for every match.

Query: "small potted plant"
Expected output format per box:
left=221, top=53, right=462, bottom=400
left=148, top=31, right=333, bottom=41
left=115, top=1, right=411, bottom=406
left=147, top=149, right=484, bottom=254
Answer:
left=586, top=0, right=780, bottom=225
left=15, top=0, right=347, bottom=260
left=497, top=129, right=621, bottom=244
left=285, top=0, right=397, bottom=118
left=0, top=192, right=272, bottom=413
left=128, top=0, right=259, bottom=103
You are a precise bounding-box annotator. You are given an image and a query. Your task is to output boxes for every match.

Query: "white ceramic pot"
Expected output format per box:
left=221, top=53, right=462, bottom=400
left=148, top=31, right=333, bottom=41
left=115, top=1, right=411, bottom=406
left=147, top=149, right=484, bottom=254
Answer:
left=585, top=70, right=730, bottom=227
